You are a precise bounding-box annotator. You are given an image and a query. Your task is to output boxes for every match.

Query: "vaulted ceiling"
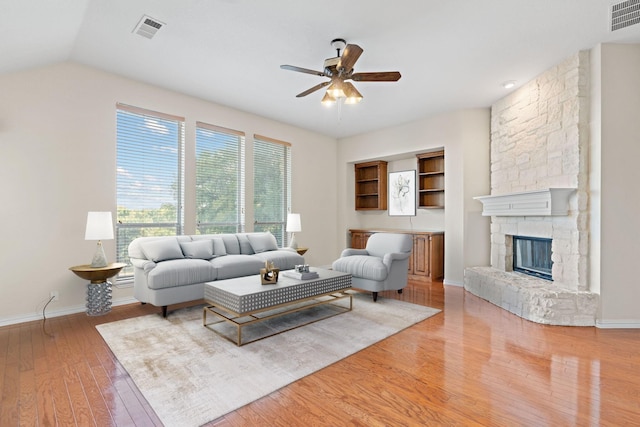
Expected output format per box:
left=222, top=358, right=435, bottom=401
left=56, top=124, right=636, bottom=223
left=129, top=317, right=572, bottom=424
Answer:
left=2, top=0, right=639, bottom=138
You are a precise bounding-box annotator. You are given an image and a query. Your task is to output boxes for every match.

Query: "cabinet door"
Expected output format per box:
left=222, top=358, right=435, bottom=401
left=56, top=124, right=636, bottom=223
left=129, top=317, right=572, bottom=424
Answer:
left=350, top=231, right=372, bottom=249
left=413, top=234, right=431, bottom=277
left=408, top=238, right=415, bottom=275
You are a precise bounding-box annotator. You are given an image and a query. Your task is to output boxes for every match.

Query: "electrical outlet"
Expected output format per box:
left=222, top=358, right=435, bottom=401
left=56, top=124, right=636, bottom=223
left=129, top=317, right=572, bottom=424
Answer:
left=50, top=291, right=59, bottom=301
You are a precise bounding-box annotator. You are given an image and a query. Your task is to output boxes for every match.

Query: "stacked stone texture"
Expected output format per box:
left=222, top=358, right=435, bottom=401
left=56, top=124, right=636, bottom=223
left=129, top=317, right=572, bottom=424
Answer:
left=464, top=51, right=597, bottom=326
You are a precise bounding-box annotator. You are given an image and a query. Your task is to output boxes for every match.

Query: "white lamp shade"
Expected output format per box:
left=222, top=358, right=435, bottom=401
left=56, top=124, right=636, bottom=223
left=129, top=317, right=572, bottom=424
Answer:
left=85, top=211, right=114, bottom=240
left=286, top=213, right=302, bottom=233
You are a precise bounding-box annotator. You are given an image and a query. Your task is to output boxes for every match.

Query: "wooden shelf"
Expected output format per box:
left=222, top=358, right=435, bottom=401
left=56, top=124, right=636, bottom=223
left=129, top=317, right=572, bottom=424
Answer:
left=417, top=150, right=445, bottom=209
left=354, top=161, right=387, bottom=211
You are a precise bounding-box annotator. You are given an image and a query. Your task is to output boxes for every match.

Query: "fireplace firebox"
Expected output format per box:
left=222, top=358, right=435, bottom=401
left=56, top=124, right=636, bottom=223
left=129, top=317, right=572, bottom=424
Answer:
left=513, top=236, right=553, bottom=281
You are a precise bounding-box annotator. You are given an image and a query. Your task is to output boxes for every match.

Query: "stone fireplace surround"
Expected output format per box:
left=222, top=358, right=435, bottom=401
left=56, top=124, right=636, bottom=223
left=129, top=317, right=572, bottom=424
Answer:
left=463, top=51, right=598, bottom=326
left=466, top=189, right=598, bottom=326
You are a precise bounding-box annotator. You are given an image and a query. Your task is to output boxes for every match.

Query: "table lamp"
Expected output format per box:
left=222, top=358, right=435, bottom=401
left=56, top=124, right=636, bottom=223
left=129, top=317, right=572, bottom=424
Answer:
left=286, top=213, right=302, bottom=249
left=85, top=211, right=114, bottom=267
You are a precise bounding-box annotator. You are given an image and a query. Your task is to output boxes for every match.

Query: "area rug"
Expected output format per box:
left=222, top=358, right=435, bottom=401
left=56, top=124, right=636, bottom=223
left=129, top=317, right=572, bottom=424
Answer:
left=96, top=292, right=440, bottom=426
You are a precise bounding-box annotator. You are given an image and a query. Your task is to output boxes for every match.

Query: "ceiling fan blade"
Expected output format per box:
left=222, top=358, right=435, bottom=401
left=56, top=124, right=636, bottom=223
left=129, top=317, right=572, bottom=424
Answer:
left=296, top=81, right=330, bottom=97
left=337, top=44, right=363, bottom=73
left=351, top=71, right=402, bottom=82
left=280, top=64, right=326, bottom=77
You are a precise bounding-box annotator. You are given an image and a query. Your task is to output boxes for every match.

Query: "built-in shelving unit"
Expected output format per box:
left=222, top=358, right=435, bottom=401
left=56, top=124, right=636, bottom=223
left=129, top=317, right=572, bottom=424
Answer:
left=354, top=161, right=388, bottom=210
left=416, top=150, right=445, bottom=209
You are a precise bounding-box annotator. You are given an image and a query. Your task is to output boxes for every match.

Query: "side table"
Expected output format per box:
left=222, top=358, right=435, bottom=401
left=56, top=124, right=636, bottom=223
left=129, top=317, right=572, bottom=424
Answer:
left=69, top=263, right=126, bottom=316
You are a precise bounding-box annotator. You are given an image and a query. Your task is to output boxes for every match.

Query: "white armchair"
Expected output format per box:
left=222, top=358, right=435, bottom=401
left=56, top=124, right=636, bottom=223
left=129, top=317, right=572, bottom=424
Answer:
left=332, top=233, right=412, bottom=302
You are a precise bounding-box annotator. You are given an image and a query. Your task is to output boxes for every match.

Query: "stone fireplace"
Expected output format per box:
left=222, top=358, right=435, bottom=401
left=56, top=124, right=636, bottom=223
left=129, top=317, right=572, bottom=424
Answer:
left=464, top=51, right=598, bottom=326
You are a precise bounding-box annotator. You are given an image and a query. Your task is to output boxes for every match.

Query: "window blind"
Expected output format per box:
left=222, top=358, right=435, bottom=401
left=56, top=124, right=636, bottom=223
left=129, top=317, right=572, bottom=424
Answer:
left=253, top=134, right=291, bottom=246
left=195, top=122, right=245, bottom=234
left=116, top=103, right=185, bottom=279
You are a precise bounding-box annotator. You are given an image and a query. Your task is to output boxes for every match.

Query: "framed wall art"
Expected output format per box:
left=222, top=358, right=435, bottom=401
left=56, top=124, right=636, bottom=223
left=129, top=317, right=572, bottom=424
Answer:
left=388, top=170, right=416, bottom=216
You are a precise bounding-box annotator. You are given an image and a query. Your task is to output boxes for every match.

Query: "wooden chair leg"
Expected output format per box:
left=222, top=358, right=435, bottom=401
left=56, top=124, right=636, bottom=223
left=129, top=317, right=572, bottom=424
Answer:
left=161, top=305, right=168, bottom=318
left=397, top=289, right=403, bottom=294
left=372, top=292, right=378, bottom=302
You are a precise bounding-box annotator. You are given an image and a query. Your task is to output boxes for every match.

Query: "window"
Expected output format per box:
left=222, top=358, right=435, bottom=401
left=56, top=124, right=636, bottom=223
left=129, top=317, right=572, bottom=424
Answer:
left=116, top=104, right=185, bottom=279
left=253, top=134, right=291, bottom=246
left=195, top=122, right=245, bottom=234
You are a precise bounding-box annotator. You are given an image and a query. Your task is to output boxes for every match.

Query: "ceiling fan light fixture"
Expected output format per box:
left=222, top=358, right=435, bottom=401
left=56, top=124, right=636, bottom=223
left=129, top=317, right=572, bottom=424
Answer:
left=327, top=81, right=345, bottom=98
left=343, top=82, right=363, bottom=104
left=321, top=92, right=336, bottom=106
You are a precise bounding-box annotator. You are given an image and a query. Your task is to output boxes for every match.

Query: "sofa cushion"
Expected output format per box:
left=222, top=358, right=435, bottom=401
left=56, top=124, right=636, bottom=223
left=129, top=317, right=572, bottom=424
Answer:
left=236, top=234, right=255, bottom=254
left=220, top=234, right=241, bottom=254
left=147, top=259, right=217, bottom=290
left=212, top=237, right=227, bottom=257
left=332, top=255, right=388, bottom=281
left=252, top=249, right=304, bottom=270
left=141, top=238, right=184, bottom=262
left=179, top=240, right=213, bottom=260
left=247, top=232, right=278, bottom=253
left=210, top=255, right=264, bottom=280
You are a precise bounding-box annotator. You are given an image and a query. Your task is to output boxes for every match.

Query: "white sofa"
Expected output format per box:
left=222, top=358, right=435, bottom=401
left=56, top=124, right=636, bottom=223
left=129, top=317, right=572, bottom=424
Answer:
left=128, top=232, right=304, bottom=317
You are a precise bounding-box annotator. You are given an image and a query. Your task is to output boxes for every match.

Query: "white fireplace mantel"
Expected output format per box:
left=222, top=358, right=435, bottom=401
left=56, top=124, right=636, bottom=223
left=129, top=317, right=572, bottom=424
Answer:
left=474, top=188, right=576, bottom=216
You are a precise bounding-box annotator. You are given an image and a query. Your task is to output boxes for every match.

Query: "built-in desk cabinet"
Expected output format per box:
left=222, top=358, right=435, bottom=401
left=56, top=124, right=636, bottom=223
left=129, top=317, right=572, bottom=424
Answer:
left=348, top=229, right=444, bottom=282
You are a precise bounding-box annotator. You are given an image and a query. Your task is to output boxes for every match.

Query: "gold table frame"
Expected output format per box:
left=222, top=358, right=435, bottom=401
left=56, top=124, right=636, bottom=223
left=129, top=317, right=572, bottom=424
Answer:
left=203, top=289, right=352, bottom=346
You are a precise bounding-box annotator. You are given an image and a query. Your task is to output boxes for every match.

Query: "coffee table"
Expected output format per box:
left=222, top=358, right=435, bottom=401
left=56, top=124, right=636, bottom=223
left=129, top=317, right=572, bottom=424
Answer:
left=203, top=267, right=352, bottom=346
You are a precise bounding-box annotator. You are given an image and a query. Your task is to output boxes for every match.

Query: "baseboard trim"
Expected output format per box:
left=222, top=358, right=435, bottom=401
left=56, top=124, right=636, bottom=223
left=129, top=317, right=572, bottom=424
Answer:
left=0, top=296, right=139, bottom=328
left=596, top=319, right=640, bottom=329
left=443, top=278, right=463, bottom=287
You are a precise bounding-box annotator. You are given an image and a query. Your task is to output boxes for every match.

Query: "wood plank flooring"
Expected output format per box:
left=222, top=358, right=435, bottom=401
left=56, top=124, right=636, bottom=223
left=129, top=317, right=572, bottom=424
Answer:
left=1, top=281, right=639, bottom=426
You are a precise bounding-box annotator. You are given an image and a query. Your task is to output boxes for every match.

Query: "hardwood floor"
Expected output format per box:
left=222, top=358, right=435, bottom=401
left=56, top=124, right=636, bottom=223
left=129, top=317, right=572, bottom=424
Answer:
left=1, top=281, right=639, bottom=426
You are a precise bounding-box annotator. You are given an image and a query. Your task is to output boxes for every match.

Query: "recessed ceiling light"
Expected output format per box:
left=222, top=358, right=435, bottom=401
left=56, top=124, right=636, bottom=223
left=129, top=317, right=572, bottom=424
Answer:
left=502, top=80, right=516, bottom=89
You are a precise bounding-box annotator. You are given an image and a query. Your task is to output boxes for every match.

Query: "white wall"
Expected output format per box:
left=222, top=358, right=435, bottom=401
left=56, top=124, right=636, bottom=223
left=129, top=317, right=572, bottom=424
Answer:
left=593, top=44, right=640, bottom=327
left=337, top=109, right=491, bottom=285
left=0, top=62, right=337, bottom=324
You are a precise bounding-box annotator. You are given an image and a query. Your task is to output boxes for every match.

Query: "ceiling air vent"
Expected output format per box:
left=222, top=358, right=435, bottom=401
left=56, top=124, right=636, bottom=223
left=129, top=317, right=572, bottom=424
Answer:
left=611, top=0, right=640, bottom=31
left=133, top=15, right=165, bottom=39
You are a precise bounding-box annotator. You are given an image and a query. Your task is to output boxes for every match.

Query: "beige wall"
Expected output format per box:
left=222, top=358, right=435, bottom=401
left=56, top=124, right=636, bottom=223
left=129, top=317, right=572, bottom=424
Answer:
left=0, top=62, right=337, bottom=324
left=592, top=44, right=640, bottom=327
left=337, top=109, right=492, bottom=285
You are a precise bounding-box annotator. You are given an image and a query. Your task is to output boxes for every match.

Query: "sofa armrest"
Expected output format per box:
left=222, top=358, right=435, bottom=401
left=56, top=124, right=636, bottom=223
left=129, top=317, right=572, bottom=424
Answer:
left=130, top=257, right=156, bottom=273
left=340, top=248, right=369, bottom=257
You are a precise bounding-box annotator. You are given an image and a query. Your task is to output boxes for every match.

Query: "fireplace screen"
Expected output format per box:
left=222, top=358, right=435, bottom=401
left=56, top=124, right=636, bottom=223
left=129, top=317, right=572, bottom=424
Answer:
left=513, top=236, right=553, bottom=281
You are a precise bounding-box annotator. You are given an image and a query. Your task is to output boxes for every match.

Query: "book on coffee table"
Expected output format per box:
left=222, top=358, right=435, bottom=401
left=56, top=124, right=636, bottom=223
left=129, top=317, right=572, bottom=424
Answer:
left=281, top=270, right=319, bottom=280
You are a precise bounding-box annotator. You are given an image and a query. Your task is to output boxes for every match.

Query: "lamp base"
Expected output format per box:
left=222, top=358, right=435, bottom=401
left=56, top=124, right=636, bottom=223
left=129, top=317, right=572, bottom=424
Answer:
left=289, top=233, right=298, bottom=249
left=90, top=241, right=108, bottom=268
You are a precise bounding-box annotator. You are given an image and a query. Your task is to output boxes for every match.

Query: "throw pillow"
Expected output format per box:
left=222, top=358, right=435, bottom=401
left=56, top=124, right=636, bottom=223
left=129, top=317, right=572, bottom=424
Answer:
left=247, top=233, right=278, bottom=253
left=179, top=240, right=214, bottom=260
left=212, top=237, right=227, bottom=257
left=141, top=238, right=184, bottom=262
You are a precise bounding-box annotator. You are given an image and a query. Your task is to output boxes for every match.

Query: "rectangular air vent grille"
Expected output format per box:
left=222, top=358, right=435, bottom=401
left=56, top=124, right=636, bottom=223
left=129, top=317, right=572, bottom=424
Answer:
left=133, top=15, right=165, bottom=39
left=611, top=0, right=640, bottom=31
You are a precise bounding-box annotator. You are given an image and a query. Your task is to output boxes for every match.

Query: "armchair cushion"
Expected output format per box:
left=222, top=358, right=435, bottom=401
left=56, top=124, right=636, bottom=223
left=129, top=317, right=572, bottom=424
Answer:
left=332, top=255, right=388, bottom=281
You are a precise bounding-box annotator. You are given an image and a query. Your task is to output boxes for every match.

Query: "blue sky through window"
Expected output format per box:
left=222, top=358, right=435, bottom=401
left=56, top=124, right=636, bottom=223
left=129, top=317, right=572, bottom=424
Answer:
left=117, top=110, right=181, bottom=210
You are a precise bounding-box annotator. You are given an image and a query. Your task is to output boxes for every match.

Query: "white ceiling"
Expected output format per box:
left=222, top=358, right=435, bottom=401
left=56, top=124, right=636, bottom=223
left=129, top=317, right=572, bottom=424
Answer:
left=2, top=0, right=640, bottom=138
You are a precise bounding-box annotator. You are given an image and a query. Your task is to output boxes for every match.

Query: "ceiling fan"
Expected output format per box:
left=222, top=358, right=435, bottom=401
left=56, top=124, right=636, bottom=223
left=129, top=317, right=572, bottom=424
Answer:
left=280, top=38, right=402, bottom=105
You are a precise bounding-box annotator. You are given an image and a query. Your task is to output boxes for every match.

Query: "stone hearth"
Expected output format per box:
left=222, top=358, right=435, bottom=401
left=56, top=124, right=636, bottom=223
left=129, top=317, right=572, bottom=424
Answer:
left=465, top=267, right=598, bottom=326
